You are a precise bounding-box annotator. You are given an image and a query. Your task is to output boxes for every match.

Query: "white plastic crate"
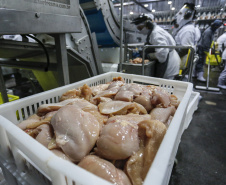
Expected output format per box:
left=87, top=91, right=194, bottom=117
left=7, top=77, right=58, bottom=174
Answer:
left=0, top=72, right=195, bottom=185
left=184, top=91, right=200, bottom=130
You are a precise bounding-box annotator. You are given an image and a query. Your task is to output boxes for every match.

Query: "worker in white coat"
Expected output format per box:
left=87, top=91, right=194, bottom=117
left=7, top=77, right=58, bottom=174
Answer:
left=131, top=14, right=180, bottom=79
left=171, top=3, right=200, bottom=70
left=217, top=32, right=226, bottom=89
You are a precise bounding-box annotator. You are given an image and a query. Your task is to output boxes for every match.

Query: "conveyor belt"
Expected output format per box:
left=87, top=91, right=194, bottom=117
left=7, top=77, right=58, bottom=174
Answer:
left=80, top=0, right=146, bottom=47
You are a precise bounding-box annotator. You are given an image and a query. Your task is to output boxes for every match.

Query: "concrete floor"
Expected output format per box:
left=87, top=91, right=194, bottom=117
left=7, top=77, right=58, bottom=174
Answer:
left=169, top=66, right=226, bottom=185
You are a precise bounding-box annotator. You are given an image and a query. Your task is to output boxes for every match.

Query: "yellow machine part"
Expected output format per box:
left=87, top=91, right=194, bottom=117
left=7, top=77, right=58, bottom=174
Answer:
left=32, top=70, right=59, bottom=91
left=0, top=93, right=19, bottom=104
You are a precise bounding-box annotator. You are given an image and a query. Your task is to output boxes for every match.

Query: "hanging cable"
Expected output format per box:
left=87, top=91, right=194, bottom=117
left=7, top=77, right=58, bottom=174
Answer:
left=24, top=34, right=50, bottom=72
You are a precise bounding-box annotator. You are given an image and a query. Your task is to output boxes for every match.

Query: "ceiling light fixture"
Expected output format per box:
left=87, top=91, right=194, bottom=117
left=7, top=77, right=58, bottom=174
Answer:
left=168, top=1, right=172, bottom=4
left=144, top=4, right=148, bottom=7
left=152, top=9, right=155, bottom=12
left=171, top=7, right=175, bottom=10
left=130, top=11, right=134, bottom=14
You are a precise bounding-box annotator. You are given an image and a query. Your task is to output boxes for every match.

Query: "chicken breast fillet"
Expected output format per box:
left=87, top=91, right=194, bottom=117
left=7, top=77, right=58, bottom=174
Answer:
left=78, top=155, right=131, bottom=185
left=51, top=105, right=100, bottom=162
left=95, top=114, right=151, bottom=160
left=98, top=101, right=147, bottom=115
left=125, top=120, right=167, bottom=185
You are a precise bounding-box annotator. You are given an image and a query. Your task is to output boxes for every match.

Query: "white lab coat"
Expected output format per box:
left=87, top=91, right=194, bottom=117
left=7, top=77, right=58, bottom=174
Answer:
left=217, top=32, right=226, bottom=60
left=148, top=25, right=180, bottom=79
left=174, top=24, right=200, bottom=69
left=175, top=24, right=198, bottom=46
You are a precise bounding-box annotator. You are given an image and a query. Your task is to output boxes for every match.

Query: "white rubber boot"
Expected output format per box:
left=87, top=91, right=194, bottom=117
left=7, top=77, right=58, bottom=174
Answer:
left=192, top=67, right=197, bottom=78
left=217, top=85, right=226, bottom=89
left=217, top=79, right=226, bottom=89
left=197, top=72, right=206, bottom=82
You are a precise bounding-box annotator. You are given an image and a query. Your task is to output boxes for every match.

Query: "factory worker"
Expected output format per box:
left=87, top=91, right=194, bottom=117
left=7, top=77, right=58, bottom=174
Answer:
left=131, top=14, right=180, bottom=79
left=217, top=31, right=226, bottom=89
left=193, top=19, right=223, bottom=82
left=171, top=3, right=200, bottom=70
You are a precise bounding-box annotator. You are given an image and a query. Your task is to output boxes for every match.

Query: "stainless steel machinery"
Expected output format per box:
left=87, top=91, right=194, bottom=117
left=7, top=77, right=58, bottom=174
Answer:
left=0, top=0, right=103, bottom=102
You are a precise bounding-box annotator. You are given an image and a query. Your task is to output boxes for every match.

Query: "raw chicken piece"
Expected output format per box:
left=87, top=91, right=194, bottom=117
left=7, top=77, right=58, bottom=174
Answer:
left=48, top=136, right=59, bottom=150
left=83, top=107, right=108, bottom=127
left=78, top=155, right=131, bottom=185
left=114, top=90, right=134, bottom=102
left=91, top=84, right=110, bottom=96
left=44, top=111, right=57, bottom=119
left=67, top=99, right=106, bottom=126
left=125, top=120, right=166, bottom=185
left=119, top=83, right=144, bottom=96
left=93, top=86, right=120, bottom=101
left=51, top=149, right=73, bottom=162
left=134, top=92, right=153, bottom=112
left=98, top=101, right=147, bottom=115
left=25, top=128, right=40, bottom=138
left=35, top=124, right=53, bottom=148
left=37, top=99, right=79, bottom=116
left=106, top=114, right=152, bottom=126
left=17, top=114, right=42, bottom=130
left=26, top=119, right=49, bottom=129
left=92, top=97, right=113, bottom=105
left=150, top=106, right=176, bottom=124
left=170, top=94, right=180, bottom=108
left=125, top=150, right=144, bottom=185
left=107, top=76, right=125, bottom=89
left=59, top=84, right=92, bottom=102
left=37, top=98, right=97, bottom=116
left=71, top=98, right=98, bottom=110
left=108, top=81, right=124, bottom=89
left=59, top=89, right=80, bottom=102
left=95, top=114, right=151, bottom=160
left=51, top=105, right=100, bottom=162
left=96, top=121, right=139, bottom=160
left=25, top=111, right=56, bottom=129
left=151, top=87, right=171, bottom=107
left=166, top=116, right=174, bottom=127
left=112, top=76, right=125, bottom=82
left=79, top=84, right=92, bottom=101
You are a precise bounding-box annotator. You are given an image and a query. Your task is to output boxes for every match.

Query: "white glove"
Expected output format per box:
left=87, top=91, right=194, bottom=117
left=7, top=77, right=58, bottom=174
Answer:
left=147, top=53, right=157, bottom=60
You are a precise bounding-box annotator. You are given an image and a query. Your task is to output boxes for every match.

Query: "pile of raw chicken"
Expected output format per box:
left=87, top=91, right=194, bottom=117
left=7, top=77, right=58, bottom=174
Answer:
left=18, top=77, right=180, bottom=185
left=129, top=57, right=150, bottom=64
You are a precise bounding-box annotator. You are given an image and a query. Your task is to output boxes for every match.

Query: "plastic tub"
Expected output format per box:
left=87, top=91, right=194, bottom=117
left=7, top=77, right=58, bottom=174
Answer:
left=0, top=72, right=194, bottom=185
left=183, top=91, right=200, bottom=130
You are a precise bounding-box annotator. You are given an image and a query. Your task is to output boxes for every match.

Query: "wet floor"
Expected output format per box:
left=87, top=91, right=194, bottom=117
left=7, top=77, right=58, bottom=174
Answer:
left=169, top=65, right=226, bottom=185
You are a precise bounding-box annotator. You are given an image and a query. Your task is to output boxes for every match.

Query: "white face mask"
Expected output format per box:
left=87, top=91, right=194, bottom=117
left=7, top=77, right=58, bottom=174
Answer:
left=136, top=23, right=149, bottom=34
left=140, top=27, right=149, bottom=35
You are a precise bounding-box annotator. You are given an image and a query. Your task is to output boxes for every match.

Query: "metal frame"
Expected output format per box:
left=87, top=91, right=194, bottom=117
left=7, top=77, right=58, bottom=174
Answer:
left=0, top=9, right=81, bottom=35
left=0, top=2, right=81, bottom=103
